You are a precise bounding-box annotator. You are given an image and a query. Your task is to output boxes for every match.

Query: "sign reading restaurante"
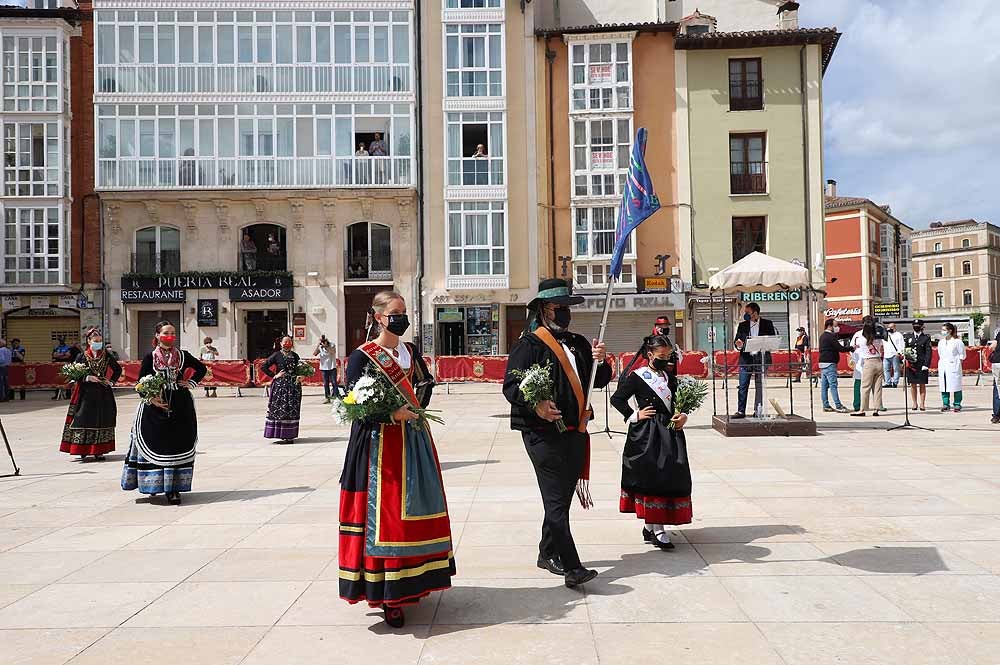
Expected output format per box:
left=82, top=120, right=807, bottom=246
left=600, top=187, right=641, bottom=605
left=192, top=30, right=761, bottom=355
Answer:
left=120, top=274, right=293, bottom=304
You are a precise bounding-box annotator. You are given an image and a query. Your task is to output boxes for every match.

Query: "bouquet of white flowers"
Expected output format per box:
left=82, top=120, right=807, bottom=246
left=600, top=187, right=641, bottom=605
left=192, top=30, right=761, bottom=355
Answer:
left=135, top=374, right=168, bottom=407
left=903, top=347, right=918, bottom=364
left=59, top=362, right=91, bottom=383
left=332, top=369, right=443, bottom=430
left=671, top=376, right=709, bottom=429
left=510, top=361, right=567, bottom=433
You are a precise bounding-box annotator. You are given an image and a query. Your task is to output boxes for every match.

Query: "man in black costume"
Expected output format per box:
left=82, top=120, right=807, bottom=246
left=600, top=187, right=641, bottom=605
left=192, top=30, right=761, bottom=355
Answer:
left=503, top=278, right=612, bottom=588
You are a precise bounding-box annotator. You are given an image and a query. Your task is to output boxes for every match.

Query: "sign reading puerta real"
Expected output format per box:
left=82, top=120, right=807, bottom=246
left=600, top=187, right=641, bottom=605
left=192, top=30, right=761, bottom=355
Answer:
left=121, top=274, right=294, bottom=304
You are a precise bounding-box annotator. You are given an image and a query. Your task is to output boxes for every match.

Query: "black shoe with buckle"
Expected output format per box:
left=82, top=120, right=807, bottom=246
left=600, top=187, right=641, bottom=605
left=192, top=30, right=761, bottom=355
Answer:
left=564, top=568, right=598, bottom=589
left=536, top=555, right=565, bottom=576
left=642, top=527, right=654, bottom=543
left=383, top=605, right=405, bottom=628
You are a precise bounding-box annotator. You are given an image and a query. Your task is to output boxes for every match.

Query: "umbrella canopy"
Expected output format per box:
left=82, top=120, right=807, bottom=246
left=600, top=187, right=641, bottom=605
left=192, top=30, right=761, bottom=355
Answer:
left=708, top=252, right=810, bottom=292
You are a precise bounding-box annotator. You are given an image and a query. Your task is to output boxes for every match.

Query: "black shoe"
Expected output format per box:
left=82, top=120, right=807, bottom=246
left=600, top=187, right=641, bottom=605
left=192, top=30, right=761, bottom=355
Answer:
left=652, top=535, right=676, bottom=551
left=642, top=527, right=654, bottom=543
left=383, top=605, right=405, bottom=628
left=564, top=568, right=598, bottom=589
left=94, top=455, right=105, bottom=462
left=850, top=412, right=866, bottom=417
left=991, top=417, right=1000, bottom=424
left=167, top=492, right=182, bottom=505
left=536, top=555, right=565, bottom=576
left=731, top=413, right=746, bottom=420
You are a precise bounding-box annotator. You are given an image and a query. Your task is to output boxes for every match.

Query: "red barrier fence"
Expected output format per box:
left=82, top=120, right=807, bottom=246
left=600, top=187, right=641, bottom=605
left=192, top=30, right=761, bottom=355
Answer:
left=10, top=360, right=254, bottom=389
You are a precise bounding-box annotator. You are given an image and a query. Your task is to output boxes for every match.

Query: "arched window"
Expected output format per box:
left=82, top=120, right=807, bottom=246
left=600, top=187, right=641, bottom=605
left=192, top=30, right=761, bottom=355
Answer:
left=934, top=291, right=944, bottom=308
left=963, top=289, right=973, bottom=306
left=345, top=222, right=391, bottom=280
left=962, top=238, right=971, bottom=248
left=962, top=260, right=972, bottom=275
left=933, top=264, right=943, bottom=278
left=239, top=224, right=286, bottom=271
left=134, top=226, right=180, bottom=273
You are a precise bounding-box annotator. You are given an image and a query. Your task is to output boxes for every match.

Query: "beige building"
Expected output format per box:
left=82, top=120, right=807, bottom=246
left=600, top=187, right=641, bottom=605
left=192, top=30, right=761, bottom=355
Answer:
left=93, top=2, right=419, bottom=360
left=911, top=219, right=1000, bottom=337
left=418, top=0, right=541, bottom=355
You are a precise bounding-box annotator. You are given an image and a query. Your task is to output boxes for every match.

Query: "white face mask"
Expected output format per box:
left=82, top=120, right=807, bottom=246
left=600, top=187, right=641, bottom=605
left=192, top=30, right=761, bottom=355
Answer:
left=833, top=326, right=840, bottom=333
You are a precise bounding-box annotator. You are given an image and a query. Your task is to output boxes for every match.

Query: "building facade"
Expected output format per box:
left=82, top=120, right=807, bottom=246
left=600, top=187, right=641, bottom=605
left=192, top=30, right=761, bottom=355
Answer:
left=419, top=0, right=541, bottom=356
left=823, top=181, right=912, bottom=324
left=0, top=1, right=103, bottom=361
left=93, top=1, right=419, bottom=360
left=910, top=219, right=1000, bottom=338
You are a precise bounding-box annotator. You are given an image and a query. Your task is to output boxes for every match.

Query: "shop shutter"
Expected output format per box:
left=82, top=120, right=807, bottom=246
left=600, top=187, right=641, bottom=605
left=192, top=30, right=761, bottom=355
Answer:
left=6, top=316, right=81, bottom=362
left=571, top=312, right=654, bottom=356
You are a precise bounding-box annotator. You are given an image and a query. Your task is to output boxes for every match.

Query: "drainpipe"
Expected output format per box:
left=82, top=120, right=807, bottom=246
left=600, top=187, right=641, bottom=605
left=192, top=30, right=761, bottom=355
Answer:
left=96, top=195, right=109, bottom=343
left=800, top=45, right=813, bottom=285
left=414, top=3, right=426, bottom=350
left=546, top=38, right=556, bottom=277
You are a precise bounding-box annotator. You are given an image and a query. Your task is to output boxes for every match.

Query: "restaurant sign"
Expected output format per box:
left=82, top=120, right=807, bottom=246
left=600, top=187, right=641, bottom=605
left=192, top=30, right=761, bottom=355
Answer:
left=740, top=290, right=802, bottom=302
left=121, top=288, right=187, bottom=304
left=122, top=274, right=292, bottom=290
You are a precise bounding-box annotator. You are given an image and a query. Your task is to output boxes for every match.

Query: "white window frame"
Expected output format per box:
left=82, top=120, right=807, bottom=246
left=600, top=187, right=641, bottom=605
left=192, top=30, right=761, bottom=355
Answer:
left=933, top=263, right=943, bottom=278
left=962, top=260, right=972, bottom=276
left=573, top=261, right=635, bottom=290
left=933, top=241, right=942, bottom=252
left=345, top=221, right=392, bottom=281
left=567, top=38, right=632, bottom=113
left=446, top=200, right=507, bottom=284
left=962, top=238, right=971, bottom=248
left=963, top=289, right=973, bottom=306
left=1, top=204, right=68, bottom=286
left=1, top=31, right=64, bottom=113
left=570, top=116, right=631, bottom=199
left=445, top=0, right=501, bottom=8
left=572, top=205, right=631, bottom=259
left=133, top=224, right=181, bottom=274
left=445, top=111, right=504, bottom=187
left=444, top=22, right=503, bottom=98
left=2, top=120, right=63, bottom=197
left=934, top=291, right=944, bottom=308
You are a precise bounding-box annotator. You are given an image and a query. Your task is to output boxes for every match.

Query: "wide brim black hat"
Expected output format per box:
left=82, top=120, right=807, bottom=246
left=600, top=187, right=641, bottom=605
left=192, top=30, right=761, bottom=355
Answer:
left=527, top=278, right=585, bottom=310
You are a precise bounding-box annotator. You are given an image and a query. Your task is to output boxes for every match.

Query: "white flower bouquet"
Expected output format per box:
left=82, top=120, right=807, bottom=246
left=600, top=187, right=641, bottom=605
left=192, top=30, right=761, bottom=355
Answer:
left=135, top=374, right=168, bottom=405
left=671, top=376, right=709, bottom=429
left=511, top=361, right=567, bottom=433
left=59, top=362, right=91, bottom=383
left=332, top=369, right=443, bottom=430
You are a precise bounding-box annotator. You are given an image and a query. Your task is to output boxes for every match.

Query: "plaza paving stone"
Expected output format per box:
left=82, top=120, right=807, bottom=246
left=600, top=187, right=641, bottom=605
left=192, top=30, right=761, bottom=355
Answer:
left=1, top=380, right=999, bottom=663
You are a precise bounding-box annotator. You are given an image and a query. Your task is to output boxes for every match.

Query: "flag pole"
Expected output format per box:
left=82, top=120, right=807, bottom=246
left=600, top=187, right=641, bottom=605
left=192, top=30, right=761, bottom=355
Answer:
left=584, top=278, right=616, bottom=422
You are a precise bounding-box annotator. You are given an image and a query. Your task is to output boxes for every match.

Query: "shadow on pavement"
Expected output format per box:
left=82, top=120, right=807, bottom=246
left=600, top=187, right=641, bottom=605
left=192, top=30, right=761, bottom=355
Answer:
left=440, top=460, right=500, bottom=472
left=135, top=486, right=315, bottom=506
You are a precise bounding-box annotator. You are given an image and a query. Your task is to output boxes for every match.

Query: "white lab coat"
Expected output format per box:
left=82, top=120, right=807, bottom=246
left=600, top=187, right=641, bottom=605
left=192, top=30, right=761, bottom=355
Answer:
left=936, top=337, right=966, bottom=393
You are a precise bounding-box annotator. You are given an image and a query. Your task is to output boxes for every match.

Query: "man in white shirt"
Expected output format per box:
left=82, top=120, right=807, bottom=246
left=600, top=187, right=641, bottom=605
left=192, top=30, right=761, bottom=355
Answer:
left=882, top=322, right=905, bottom=388
left=314, top=335, right=339, bottom=402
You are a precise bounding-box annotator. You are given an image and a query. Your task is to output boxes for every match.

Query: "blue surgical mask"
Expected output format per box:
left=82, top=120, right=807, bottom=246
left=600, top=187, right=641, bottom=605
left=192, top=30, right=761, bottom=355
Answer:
left=743, top=313, right=752, bottom=322
left=90, top=342, right=104, bottom=351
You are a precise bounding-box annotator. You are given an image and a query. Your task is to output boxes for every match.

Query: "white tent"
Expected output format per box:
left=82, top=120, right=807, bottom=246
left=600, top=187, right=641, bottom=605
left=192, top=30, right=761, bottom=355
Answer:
left=708, top=251, right=810, bottom=292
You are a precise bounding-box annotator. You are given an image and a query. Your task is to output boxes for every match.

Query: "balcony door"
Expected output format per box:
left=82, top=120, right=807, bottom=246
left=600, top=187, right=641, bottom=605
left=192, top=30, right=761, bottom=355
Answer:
left=239, top=224, right=287, bottom=272
left=730, top=133, right=766, bottom=194
left=345, top=222, right=391, bottom=280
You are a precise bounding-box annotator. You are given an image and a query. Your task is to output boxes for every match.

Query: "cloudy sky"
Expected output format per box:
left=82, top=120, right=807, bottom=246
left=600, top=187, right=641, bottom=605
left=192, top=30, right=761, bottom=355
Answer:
left=799, top=0, right=1000, bottom=228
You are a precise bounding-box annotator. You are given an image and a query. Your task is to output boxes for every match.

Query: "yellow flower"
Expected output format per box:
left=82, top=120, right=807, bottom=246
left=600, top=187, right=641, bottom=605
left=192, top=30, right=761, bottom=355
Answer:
left=343, top=392, right=356, bottom=405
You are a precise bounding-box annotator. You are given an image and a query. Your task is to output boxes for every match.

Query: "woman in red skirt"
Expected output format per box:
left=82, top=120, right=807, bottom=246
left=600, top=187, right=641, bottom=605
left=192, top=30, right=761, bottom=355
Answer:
left=610, top=335, right=691, bottom=550
left=60, top=329, right=122, bottom=461
left=338, top=290, right=454, bottom=628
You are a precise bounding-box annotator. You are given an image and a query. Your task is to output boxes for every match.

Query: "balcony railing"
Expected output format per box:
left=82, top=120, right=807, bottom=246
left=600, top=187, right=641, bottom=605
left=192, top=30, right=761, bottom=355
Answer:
left=239, top=253, right=287, bottom=272
left=97, top=63, right=411, bottom=95
left=344, top=252, right=392, bottom=281
left=98, top=156, right=413, bottom=190
left=131, top=250, right=180, bottom=274
left=730, top=161, right=767, bottom=195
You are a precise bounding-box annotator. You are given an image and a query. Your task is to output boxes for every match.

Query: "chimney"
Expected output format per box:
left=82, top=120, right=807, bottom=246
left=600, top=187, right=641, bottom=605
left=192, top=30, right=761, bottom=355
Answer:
left=825, top=179, right=837, bottom=197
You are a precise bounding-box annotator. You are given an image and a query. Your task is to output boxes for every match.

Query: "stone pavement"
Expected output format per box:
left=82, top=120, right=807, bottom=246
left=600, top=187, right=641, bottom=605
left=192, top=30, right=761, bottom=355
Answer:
left=1, top=380, right=1000, bottom=665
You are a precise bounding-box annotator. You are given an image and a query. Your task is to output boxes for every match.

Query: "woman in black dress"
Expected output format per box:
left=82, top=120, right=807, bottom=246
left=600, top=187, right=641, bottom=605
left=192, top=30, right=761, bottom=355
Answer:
left=611, top=335, right=691, bottom=551
left=122, top=321, right=207, bottom=505
left=259, top=335, right=303, bottom=444
left=60, top=328, right=122, bottom=461
left=905, top=319, right=932, bottom=411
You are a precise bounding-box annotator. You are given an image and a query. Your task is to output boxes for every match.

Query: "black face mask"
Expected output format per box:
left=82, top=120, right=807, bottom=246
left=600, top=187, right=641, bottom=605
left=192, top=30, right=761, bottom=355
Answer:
left=551, top=308, right=572, bottom=330
left=650, top=357, right=671, bottom=371
left=383, top=314, right=410, bottom=336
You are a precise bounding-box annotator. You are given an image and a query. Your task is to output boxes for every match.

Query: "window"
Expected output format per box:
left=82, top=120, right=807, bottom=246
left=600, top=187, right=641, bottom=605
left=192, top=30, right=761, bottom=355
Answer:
left=3, top=122, right=61, bottom=196
left=133, top=226, right=180, bottom=273
left=963, top=289, right=973, bottom=306
left=934, top=242, right=942, bottom=252
left=2, top=35, right=61, bottom=112
left=447, top=201, right=506, bottom=277
left=2, top=206, right=66, bottom=285
left=729, top=58, right=762, bottom=111
left=346, top=222, right=391, bottom=280
left=962, top=260, right=972, bottom=275
left=732, top=216, right=766, bottom=262
left=239, top=224, right=286, bottom=271
left=574, top=206, right=630, bottom=258
left=933, top=264, right=943, bottom=278
left=96, top=102, right=414, bottom=189
left=445, top=0, right=501, bottom=7
left=571, top=117, right=631, bottom=197
left=574, top=262, right=635, bottom=288
left=446, top=111, right=504, bottom=186
left=730, top=133, right=766, bottom=194
left=962, top=238, right=971, bottom=248
left=445, top=23, right=502, bottom=97
left=935, top=291, right=944, bottom=308
left=95, top=9, right=412, bottom=94
left=569, top=41, right=631, bottom=111
left=869, top=221, right=878, bottom=255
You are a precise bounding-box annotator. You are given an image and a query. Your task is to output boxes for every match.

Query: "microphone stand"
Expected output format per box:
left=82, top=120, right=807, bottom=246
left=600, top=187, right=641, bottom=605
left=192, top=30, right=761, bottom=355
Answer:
left=599, top=384, right=628, bottom=439
left=888, top=359, right=933, bottom=432
left=0, top=416, right=20, bottom=477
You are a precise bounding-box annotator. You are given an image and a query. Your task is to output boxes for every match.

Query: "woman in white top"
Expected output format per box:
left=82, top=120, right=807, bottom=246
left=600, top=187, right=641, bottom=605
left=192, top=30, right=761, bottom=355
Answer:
left=851, top=320, right=885, bottom=417
left=937, top=322, right=967, bottom=412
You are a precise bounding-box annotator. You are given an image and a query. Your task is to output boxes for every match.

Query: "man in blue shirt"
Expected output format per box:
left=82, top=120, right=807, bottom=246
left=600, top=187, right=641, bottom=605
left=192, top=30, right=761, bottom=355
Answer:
left=0, top=339, right=11, bottom=402
left=9, top=339, right=25, bottom=400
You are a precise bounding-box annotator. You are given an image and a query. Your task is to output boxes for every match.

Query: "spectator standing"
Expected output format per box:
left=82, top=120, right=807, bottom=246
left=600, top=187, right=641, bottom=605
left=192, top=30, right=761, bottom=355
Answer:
left=314, top=335, right=340, bottom=403
left=9, top=338, right=25, bottom=400
left=989, top=326, right=1000, bottom=424
left=882, top=322, right=905, bottom=388
left=851, top=320, right=885, bottom=417
left=937, top=322, right=967, bottom=412
left=0, top=339, right=11, bottom=402
left=817, top=319, right=850, bottom=413
left=793, top=326, right=810, bottom=383
left=199, top=337, right=219, bottom=397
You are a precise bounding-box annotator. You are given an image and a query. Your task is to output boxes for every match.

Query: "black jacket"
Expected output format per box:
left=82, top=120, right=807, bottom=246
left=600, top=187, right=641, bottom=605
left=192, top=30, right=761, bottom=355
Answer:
left=503, top=330, right=613, bottom=433
left=817, top=330, right=850, bottom=364
left=610, top=370, right=676, bottom=422
left=733, top=318, right=777, bottom=366
left=991, top=330, right=1000, bottom=364
left=905, top=332, right=933, bottom=368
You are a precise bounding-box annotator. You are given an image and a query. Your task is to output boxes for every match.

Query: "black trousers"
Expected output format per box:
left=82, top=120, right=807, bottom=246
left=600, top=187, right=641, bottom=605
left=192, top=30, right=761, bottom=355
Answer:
left=523, top=429, right=586, bottom=572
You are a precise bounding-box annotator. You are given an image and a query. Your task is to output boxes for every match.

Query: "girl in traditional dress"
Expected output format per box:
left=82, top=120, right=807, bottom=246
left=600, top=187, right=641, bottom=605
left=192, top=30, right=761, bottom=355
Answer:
left=60, top=328, right=122, bottom=461
left=259, top=336, right=303, bottom=443
left=938, top=322, right=967, bottom=412
left=611, top=335, right=690, bottom=551
left=338, top=290, right=453, bottom=629
left=122, top=322, right=207, bottom=506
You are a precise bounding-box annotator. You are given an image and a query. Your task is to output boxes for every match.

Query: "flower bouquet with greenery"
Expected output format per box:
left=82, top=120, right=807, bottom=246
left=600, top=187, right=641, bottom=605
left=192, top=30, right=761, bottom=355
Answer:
left=135, top=374, right=168, bottom=405
left=671, top=376, right=709, bottom=429
left=59, top=362, right=91, bottom=383
left=332, top=369, right=444, bottom=430
left=903, top=347, right=918, bottom=364
left=510, top=361, right=567, bottom=433
left=292, top=361, right=316, bottom=384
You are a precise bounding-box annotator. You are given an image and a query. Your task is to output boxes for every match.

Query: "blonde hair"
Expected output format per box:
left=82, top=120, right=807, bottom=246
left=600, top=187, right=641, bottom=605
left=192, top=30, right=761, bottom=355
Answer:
left=365, top=290, right=404, bottom=341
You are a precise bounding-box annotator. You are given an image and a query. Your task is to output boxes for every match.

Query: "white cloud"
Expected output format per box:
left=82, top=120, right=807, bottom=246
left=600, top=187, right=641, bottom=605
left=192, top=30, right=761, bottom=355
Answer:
left=801, top=0, right=1000, bottom=226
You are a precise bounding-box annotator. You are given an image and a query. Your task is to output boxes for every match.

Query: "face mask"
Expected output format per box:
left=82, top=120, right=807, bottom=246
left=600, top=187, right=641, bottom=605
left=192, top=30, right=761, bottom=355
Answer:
left=743, top=313, right=752, bottom=322
left=913, top=327, right=922, bottom=333
left=158, top=335, right=176, bottom=346
left=89, top=342, right=104, bottom=351
left=833, top=326, right=840, bottom=333
left=650, top=357, right=671, bottom=371
left=941, top=330, right=949, bottom=337
left=384, top=314, right=410, bottom=336
left=551, top=308, right=572, bottom=330
left=282, top=343, right=293, bottom=350
left=655, top=327, right=669, bottom=336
